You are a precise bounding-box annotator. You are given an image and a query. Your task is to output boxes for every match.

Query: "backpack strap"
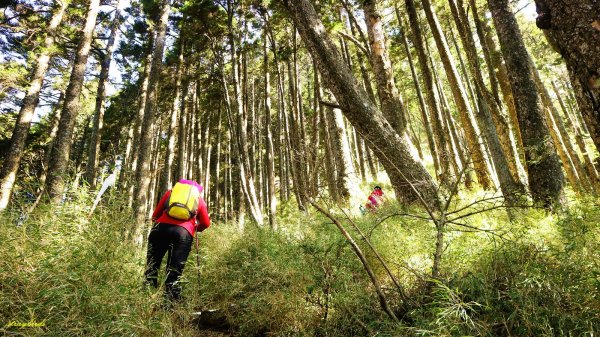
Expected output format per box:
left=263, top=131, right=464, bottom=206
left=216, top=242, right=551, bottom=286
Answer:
left=163, top=193, right=171, bottom=215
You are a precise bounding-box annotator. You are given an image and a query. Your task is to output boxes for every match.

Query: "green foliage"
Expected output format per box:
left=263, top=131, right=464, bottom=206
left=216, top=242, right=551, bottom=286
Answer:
left=403, top=200, right=600, bottom=337
left=0, top=60, right=27, bottom=101
left=0, top=192, right=194, bottom=336
left=1, top=193, right=599, bottom=336
left=0, top=110, right=17, bottom=143
left=194, top=205, right=398, bottom=336
left=197, top=224, right=315, bottom=335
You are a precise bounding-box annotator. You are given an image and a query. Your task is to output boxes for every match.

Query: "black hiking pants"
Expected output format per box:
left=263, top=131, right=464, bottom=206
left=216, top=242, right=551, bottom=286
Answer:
left=145, top=223, right=193, bottom=300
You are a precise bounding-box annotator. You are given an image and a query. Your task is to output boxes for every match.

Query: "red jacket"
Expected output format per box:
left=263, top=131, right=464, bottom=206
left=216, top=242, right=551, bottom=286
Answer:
left=367, top=189, right=384, bottom=207
left=152, top=189, right=211, bottom=236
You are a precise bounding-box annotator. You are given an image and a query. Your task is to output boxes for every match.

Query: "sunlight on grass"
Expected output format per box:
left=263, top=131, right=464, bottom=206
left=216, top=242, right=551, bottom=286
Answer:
left=1, top=187, right=598, bottom=336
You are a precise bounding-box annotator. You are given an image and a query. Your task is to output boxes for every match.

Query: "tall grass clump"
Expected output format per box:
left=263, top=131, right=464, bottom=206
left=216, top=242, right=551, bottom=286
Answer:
left=0, top=190, right=199, bottom=336
left=193, top=205, right=394, bottom=336
left=403, top=198, right=600, bottom=336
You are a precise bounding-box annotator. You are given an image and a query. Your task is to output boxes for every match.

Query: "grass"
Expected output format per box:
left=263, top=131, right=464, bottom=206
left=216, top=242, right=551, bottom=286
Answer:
left=1, top=187, right=599, bottom=336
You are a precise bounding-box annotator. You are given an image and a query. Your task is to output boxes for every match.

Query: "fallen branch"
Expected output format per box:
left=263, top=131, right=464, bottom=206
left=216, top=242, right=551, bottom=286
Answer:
left=309, top=200, right=399, bottom=323
left=341, top=209, right=413, bottom=305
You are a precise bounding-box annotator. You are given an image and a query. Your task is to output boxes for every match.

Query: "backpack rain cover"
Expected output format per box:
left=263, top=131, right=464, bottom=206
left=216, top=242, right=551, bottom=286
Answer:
left=166, top=182, right=200, bottom=220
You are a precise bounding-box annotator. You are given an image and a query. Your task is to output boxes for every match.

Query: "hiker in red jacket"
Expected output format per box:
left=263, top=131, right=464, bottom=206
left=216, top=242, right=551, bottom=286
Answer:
left=365, top=186, right=385, bottom=211
left=145, top=179, right=210, bottom=301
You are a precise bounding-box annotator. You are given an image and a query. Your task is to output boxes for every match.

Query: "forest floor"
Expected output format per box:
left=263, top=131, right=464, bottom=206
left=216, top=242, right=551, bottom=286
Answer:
left=190, top=309, right=232, bottom=336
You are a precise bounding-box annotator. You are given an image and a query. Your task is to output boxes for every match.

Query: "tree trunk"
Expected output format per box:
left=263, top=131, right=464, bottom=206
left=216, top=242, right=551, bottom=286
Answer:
left=568, top=66, right=600, bottom=155
left=447, top=26, right=479, bottom=115
left=126, top=46, right=153, bottom=206
left=28, top=92, right=64, bottom=213
left=396, top=6, right=434, bottom=162
left=543, top=100, right=584, bottom=192
left=365, top=144, right=378, bottom=181
left=354, top=129, right=367, bottom=182
left=532, top=63, right=592, bottom=193
left=224, top=140, right=231, bottom=222
left=563, top=78, right=590, bottom=134
left=264, top=31, right=276, bottom=228
left=488, top=0, right=564, bottom=207
left=276, top=64, right=289, bottom=202
left=148, top=117, right=163, bottom=211
left=264, top=18, right=289, bottom=203
left=343, top=13, right=377, bottom=183
left=73, top=117, right=92, bottom=175
left=242, top=48, right=255, bottom=181
left=406, top=112, right=425, bottom=161
left=211, top=103, right=222, bottom=212
left=553, top=81, right=600, bottom=190
left=280, top=0, right=440, bottom=209
left=160, top=39, right=185, bottom=194
left=458, top=0, right=525, bottom=186
left=319, top=91, right=339, bottom=200
left=290, top=30, right=309, bottom=210
left=46, top=0, right=100, bottom=202
left=404, top=0, right=451, bottom=185
left=450, top=0, right=524, bottom=202
left=281, top=94, right=292, bottom=203
left=333, top=104, right=358, bottom=202
left=362, top=0, right=406, bottom=133
left=0, top=0, right=67, bottom=211
left=194, top=83, right=204, bottom=181
left=39, top=92, right=65, bottom=186
left=347, top=19, right=377, bottom=105
left=201, top=106, right=212, bottom=196
left=535, top=0, right=600, bottom=154
left=482, top=18, right=526, bottom=172
left=323, top=96, right=351, bottom=201
left=85, top=0, right=123, bottom=188
left=438, top=77, right=471, bottom=185
left=227, top=0, right=264, bottom=224
left=119, top=124, right=134, bottom=186
left=131, top=0, right=171, bottom=238
left=186, top=85, right=196, bottom=180
left=420, top=0, right=494, bottom=190
left=307, top=62, right=323, bottom=195
left=177, top=70, right=190, bottom=180
left=286, top=60, right=303, bottom=209
left=362, top=2, right=431, bottom=194
left=470, top=0, right=501, bottom=106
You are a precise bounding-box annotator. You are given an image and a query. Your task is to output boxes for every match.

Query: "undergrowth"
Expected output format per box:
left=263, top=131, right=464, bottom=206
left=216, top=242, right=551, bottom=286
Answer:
left=1, top=187, right=599, bottom=336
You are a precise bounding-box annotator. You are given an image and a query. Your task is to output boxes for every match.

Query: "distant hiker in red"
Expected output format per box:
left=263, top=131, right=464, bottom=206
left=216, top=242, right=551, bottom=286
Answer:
left=365, top=186, right=385, bottom=212
left=145, top=179, right=210, bottom=301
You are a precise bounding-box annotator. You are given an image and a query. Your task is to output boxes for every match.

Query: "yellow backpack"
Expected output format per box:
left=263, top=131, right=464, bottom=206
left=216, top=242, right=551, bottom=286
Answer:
left=165, top=182, right=200, bottom=220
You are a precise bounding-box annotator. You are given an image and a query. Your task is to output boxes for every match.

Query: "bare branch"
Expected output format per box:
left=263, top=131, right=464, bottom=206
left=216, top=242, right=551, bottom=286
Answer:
left=309, top=200, right=400, bottom=322
left=341, top=208, right=412, bottom=304
left=446, top=195, right=505, bottom=216
left=447, top=201, right=512, bottom=223
left=442, top=160, right=470, bottom=212
left=339, top=0, right=370, bottom=54
left=338, top=30, right=368, bottom=55
left=367, top=212, right=433, bottom=238
left=319, top=100, right=341, bottom=110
